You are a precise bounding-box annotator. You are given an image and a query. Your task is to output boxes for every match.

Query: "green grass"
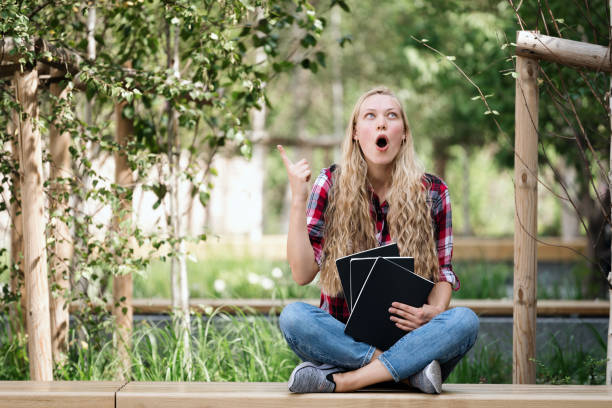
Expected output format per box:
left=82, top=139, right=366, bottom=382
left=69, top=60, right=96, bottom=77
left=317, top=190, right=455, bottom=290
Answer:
left=1, top=308, right=607, bottom=384
left=133, top=257, right=321, bottom=299
left=452, top=261, right=511, bottom=299
left=446, top=341, right=510, bottom=384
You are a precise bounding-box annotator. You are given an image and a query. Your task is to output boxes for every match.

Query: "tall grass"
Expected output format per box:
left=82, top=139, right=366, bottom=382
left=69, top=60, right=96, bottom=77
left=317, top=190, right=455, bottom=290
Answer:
left=129, top=309, right=299, bottom=382
left=1, top=309, right=606, bottom=384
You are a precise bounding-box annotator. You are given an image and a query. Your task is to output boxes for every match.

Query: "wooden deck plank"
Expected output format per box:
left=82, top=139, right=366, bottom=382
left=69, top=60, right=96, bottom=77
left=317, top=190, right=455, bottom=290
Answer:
left=1, top=381, right=609, bottom=408
left=115, top=298, right=610, bottom=316
left=0, top=381, right=123, bottom=408
left=117, top=382, right=612, bottom=408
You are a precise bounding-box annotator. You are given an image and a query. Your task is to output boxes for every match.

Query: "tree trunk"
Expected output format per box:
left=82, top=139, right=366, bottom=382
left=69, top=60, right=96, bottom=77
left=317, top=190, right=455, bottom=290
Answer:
left=8, top=109, right=26, bottom=340
left=48, top=68, right=73, bottom=366
left=433, top=139, right=449, bottom=180
left=250, top=24, right=266, bottom=241
left=607, top=2, right=612, bottom=383
left=70, top=4, right=97, bottom=314
left=330, top=6, right=343, bottom=163
left=113, top=93, right=134, bottom=381
left=166, top=22, right=180, bottom=312
left=558, top=157, right=580, bottom=241
left=166, top=22, right=191, bottom=376
left=461, top=147, right=473, bottom=236
left=14, top=68, right=53, bottom=381
left=85, top=5, right=96, bottom=125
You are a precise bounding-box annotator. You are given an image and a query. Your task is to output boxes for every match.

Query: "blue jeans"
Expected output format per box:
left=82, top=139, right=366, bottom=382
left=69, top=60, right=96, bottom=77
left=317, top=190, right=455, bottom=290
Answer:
left=279, top=302, right=479, bottom=382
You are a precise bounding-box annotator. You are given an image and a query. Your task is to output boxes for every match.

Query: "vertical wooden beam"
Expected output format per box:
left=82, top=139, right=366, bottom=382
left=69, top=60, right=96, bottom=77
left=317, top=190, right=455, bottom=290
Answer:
left=513, top=53, right=539, bottom=385
left=8, top=108, right=26, bottom=340
left=113, top=95, right=134, bottom=380
left=48, top=68, right=73, bottom=365
left=14, top=67, right=53, bottom=381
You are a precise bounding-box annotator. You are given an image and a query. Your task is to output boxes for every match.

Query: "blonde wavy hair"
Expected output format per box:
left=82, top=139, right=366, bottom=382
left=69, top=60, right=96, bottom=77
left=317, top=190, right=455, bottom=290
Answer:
left=319, top=86, right=440, bottom=296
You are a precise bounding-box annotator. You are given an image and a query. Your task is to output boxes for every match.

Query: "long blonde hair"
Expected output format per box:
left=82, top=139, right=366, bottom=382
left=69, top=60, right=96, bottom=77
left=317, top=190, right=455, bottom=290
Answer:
left=319, top=86, right=440, bottom=296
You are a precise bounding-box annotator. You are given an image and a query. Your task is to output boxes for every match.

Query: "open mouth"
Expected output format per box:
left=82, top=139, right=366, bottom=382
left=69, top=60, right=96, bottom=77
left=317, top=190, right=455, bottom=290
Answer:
left=375, top=135, right=389, bottom=150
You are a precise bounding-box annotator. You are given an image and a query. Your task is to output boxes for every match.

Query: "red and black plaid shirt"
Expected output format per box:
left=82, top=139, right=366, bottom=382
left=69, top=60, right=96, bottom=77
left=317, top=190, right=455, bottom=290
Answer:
left=306, top=164, right=459, bottom=323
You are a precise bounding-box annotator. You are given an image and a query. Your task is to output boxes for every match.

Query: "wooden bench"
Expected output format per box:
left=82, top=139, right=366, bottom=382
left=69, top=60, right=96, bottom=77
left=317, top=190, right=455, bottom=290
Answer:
left=2, top=382, right=611, bottom=408
left=0, top=381, right=124, bottom=408
left=120, top=298, right=610, bottom=317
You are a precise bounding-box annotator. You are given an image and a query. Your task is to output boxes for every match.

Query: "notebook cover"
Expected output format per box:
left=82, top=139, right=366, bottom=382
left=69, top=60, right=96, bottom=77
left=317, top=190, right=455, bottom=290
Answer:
left=350, top=256, right=414, bottom=311
left=335, top=243, right=399, bottom=307
left=345, top=257, right=433, bottom=351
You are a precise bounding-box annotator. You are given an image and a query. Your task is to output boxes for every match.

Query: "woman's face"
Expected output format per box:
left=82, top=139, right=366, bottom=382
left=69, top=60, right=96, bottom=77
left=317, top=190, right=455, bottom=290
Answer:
left=353, top=94, right=405, bottom=168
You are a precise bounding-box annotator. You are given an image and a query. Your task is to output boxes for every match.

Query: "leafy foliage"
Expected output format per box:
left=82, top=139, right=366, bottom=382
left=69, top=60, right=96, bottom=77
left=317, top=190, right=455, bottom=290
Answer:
left=0, top=0, right=345, bottom=373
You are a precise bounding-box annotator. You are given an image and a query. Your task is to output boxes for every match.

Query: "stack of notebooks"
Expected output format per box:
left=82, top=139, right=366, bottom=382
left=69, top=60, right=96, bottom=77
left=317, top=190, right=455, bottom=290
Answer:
left=336, top=243, right=434, bottom=350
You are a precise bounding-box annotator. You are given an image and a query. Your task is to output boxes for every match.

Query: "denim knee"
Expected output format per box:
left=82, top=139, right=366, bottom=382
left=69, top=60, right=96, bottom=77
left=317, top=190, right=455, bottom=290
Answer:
left=279, top=301, right=311, bottom=339
left=450, top=307, right=479, bottom=346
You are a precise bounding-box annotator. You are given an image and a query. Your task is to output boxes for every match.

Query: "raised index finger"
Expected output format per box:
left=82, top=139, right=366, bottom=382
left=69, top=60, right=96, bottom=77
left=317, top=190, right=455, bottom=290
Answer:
left=277, top=145, right=293, bottom=169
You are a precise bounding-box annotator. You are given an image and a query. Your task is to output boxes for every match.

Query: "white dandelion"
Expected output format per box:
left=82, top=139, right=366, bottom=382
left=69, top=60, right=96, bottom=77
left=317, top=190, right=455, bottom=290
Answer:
left=271, top=267, right=283, bottom=279
left=213, top=279, right=226, bottom=293
left=261, top=277, right=274, bottom=290
left=247, top=272, right=261, bottom=285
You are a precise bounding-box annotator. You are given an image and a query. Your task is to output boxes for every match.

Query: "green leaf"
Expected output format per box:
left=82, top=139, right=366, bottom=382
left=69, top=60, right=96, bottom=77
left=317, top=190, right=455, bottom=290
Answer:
left=338, top=35, right=352, bottom=48
left=315, top=51, right=326, bottom=68
left=199, top=191, right=210, bottom=207
left=333, top=0, right=351, bottom=12
left=300, top=34, right=317, bottom=48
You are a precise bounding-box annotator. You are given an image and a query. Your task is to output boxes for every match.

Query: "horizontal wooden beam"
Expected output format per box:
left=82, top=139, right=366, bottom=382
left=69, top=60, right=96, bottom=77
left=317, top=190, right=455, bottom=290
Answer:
left=0, top=37, right=83, bottom=76
left=516, top=31, right=612, bottom=73
left=69, top=298, right=609, bottom=316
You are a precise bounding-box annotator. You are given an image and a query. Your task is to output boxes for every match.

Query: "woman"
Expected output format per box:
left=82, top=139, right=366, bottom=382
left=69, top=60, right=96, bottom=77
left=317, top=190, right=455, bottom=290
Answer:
left=277, top=86, right=479, bottom=394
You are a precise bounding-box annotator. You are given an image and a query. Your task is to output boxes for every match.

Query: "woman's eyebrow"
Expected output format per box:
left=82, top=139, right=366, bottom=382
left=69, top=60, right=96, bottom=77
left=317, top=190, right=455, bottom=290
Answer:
left=362, top=107, right=398, bottom=112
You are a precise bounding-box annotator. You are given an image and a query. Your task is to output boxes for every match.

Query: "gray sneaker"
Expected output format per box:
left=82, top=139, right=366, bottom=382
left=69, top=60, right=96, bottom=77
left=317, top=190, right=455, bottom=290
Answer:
left=288, top=362, right=343, bottom=393
left=409, top=360, right=442, bottom=394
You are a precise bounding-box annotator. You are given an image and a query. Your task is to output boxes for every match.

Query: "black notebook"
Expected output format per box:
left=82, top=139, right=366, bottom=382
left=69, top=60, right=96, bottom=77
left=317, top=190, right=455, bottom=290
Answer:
left=344, top=256, right=433, bottom=351
left=349, top=256, right=414, bottom=311
left=335, top=243, right=399, bottom=307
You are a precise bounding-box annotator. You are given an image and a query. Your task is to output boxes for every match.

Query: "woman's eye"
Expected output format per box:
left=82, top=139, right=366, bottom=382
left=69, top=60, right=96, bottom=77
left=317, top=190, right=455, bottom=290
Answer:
left=388, top=112, right=398, bottom=118
left=365, top=113, right=375, bottom=119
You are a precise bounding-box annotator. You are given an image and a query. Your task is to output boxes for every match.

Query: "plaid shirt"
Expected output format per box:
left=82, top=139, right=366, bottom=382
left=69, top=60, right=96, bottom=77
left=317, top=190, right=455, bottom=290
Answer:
left=306, top=164, right=459, bottom=323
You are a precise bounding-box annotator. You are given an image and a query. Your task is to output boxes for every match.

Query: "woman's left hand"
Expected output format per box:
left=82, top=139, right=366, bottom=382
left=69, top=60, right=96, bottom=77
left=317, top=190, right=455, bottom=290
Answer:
left=388, top=302, right=443, bottom=332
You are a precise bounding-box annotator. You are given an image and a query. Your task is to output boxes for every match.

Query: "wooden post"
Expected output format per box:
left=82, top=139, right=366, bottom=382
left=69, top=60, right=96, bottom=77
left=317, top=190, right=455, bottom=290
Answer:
left=513, top=52, right=539, bottom=385
left=8, top=109, right=26, bottom=340
left=14, top=67, right=53, bottom=381
left=113, top=94, right=134, bottom=380
left=48, top=68, right=73, bottom=365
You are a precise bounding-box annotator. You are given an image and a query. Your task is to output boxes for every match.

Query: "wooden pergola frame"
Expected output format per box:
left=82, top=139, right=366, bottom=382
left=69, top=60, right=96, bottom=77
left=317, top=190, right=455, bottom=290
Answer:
left=513, top=30, right=612, bottom=384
